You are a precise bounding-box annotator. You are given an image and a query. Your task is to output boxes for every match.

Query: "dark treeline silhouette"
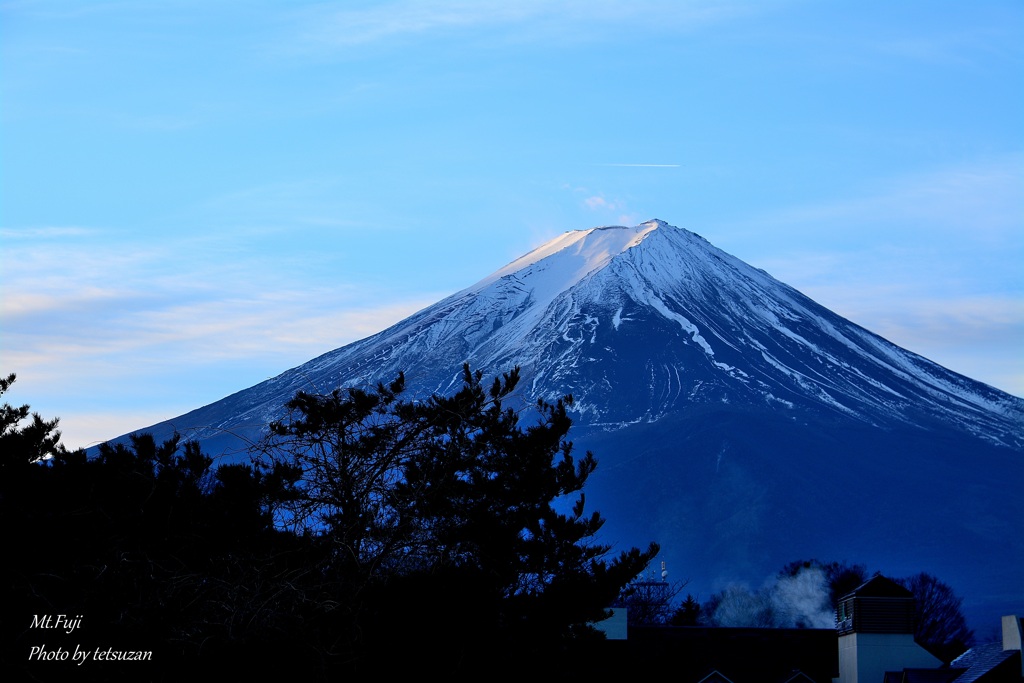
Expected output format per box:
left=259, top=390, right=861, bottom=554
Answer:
left=1, top=368, right=657, bottom=679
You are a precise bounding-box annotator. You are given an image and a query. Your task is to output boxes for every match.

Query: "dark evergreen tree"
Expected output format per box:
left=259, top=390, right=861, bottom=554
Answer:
left=255, top=364, right=659, bottom=669
left=671, top=594, right=702, bottom=626
left=1, top=376, right=320, bottom=680
left=253, top=372, right=416, bottom=579
left=397, top=365, right=659, bottom=646
left=0, top=373, right=64, bottom=469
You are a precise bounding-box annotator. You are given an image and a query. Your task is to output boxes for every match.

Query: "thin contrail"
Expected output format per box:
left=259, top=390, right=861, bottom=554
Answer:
left=599, top=163, right=681, bottom=168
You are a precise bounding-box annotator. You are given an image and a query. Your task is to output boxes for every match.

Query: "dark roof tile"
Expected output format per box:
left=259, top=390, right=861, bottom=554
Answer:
left=950, top=642, right=1021, bottom=682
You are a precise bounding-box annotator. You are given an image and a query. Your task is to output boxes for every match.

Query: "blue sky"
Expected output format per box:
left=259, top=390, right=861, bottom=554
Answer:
left=2, top=0, right=1021, bottom=450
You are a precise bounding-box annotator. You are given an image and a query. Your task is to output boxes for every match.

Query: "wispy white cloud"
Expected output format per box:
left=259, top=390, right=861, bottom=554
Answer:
left=743, top=155, right=1022, bottom=241
left=581, top=195, right=641, bottom=227
left=1, top=1, right=214, bottom=21
left=291, top=0, right=761, bottom=50
left=5, top=263, right=431, bottom=362
left=3, top=289, right=438, bottom=450
left=716, top=155, right=1024, bottom=276
left=300, top=1, right=542, bottom=46
left=873, top=24, right=1023, bottom=66
left=599, top=163, right=681, bottom=168
left=0, top=225, right=441, bottom=392
left=4, top=293, right=434, bottom=373
left=1, top=226, right=443, bottom=448
left=0, top=226, right=97, bottom=239
left=584, top=195, right=618, bottom=211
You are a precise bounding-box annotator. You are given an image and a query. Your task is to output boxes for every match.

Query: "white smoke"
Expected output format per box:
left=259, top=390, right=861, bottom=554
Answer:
left=710, top=566, right=834, bottom=628
left=769, top=566, right=835, bottom=628
left=710, top=584, right=776, bottom=627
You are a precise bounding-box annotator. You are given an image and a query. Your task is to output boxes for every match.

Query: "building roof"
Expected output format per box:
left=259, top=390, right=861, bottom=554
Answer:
left=841, top=574, right=913, bottom=600
left=949, top=641, right=1022, bottom=682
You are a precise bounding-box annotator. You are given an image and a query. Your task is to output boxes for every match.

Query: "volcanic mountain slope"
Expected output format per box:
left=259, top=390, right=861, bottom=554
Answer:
left=123, top=220, right=1023, bottom=627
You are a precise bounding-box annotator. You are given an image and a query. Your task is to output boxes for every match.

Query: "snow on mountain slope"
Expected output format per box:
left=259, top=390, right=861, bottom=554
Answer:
left=138, top=220, right=1022, bottom=455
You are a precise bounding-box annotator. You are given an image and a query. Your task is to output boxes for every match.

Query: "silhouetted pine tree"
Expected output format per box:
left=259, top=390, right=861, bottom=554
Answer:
left=256, top=364, right=659, bottom=671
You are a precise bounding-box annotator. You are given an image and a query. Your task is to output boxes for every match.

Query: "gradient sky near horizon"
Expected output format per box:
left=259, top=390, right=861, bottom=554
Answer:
left=2, top=0, right=1022, bottom=450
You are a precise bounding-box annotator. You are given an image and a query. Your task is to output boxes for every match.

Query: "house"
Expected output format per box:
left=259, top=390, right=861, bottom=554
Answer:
left=834, top=575, right=944, bottom=682
left=833, top=576, right=1022, bottom=683
left=883, top=615, right=1024, bottom=683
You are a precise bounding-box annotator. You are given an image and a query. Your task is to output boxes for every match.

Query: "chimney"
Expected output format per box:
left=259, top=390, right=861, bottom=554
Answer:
left=1003, top=615, right=1023, bottom=677
left=834, top=575, right=941, bottom=683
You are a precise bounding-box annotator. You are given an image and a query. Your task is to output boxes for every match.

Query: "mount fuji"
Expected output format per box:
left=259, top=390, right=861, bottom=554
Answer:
left=118, top=220, right=1023, bottom=627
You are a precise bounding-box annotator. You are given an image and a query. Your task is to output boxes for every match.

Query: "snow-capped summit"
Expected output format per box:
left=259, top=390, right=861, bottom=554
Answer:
left=113, top=219, right=1023, bottom=629
left=474, top=220, right=662, bottom=293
